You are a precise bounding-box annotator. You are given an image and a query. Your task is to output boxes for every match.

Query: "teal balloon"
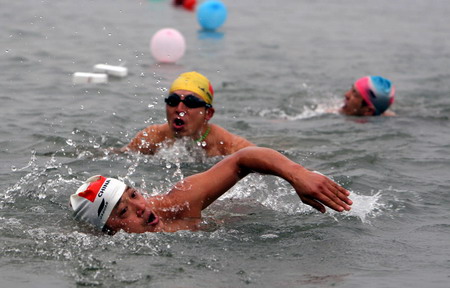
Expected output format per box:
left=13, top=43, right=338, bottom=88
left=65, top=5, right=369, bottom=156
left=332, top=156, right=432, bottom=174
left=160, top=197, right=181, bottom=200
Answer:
left=197, top=0, right=227, bottom=30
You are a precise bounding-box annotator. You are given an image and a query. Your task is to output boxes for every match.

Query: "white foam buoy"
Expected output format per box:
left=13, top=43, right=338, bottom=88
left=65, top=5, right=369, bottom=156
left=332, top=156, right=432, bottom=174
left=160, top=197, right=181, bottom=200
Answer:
left=93, top=64, right=128, bottom=77
left=72, top=72, right=108, bottom=84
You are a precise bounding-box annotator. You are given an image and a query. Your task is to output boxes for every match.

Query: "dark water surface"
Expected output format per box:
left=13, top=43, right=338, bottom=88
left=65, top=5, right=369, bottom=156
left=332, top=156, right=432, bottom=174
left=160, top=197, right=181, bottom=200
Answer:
left=1, top=0, right=450, bottom=287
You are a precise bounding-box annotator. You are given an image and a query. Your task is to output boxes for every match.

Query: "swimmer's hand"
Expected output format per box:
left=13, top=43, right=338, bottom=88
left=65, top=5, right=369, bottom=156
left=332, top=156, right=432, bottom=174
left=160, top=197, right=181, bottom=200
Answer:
left=231, top=147, right=352, bottom=213
left=291, top=169, right=352, bottom=213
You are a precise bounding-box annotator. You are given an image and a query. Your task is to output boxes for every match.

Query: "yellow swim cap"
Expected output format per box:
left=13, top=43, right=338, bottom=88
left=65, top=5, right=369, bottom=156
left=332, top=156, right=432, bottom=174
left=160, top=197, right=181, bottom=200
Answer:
left=169, top=71, right=214, bottom=105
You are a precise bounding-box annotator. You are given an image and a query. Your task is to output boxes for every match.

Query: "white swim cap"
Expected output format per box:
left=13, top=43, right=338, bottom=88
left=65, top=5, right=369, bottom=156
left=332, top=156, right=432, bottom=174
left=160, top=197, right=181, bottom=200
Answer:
left=70, top=175, right=126, bottom=229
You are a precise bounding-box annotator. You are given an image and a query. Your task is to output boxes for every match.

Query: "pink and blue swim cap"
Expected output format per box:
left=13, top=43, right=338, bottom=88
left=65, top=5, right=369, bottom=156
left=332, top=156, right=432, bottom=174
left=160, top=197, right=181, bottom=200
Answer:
left=354, top=76, right=395, bottom=116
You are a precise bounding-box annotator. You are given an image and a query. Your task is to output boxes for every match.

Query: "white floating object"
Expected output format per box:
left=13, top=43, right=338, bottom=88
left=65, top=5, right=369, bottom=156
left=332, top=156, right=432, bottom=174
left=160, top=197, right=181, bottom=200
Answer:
left=73, top=72, right=108, bottom=84
left=93, top=64, right=128, bottom=77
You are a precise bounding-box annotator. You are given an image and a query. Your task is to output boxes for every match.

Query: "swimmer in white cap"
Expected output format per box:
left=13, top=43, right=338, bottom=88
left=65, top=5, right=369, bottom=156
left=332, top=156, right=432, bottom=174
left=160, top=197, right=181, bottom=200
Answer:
left=118, top=71, right=254, bottom=157
left=70, top=147, right=352, bottom=234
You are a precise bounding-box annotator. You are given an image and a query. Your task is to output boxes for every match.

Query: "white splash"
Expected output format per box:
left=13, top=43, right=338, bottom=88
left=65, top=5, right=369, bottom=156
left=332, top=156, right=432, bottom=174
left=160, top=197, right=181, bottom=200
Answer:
left=330, top=190, right=384, bottom=223
left=219, top=175, right=385, bottom=223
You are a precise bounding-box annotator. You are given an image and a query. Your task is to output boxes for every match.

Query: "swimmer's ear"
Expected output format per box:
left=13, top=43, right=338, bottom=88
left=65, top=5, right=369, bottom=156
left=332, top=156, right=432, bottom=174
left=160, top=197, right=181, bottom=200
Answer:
left=205, top=107, right=215, bottom=121
left=363, top=105, right=376, bottom=116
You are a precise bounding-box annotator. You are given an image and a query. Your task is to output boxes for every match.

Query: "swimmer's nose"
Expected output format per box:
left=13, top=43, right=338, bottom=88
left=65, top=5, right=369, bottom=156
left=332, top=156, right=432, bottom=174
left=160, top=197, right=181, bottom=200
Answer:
left=176, top=108, right=188, bottom=118
left=344, top=90, right=350, bottom=99
left=133, top=202, right=145, bottom=218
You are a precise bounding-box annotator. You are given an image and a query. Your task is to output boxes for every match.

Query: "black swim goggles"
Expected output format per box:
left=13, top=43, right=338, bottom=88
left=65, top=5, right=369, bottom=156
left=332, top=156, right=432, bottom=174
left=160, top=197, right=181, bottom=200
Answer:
left=164, top=93, right=212, bottom=108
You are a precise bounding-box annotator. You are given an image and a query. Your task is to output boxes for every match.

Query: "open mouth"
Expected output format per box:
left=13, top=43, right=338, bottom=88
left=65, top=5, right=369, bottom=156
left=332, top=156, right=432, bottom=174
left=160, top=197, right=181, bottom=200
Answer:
left=173, top=118, right=185, bottom=129
left=147, top=212, right=159, bottom=226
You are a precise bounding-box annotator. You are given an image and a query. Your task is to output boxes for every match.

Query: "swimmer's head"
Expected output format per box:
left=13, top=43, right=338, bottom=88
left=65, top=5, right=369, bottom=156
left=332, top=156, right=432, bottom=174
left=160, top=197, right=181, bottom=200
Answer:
left=70, top=175, right=126, bottom=230
left=169, top=71, right=214, bottom=105
left=354, top=76, right=395, bottom=116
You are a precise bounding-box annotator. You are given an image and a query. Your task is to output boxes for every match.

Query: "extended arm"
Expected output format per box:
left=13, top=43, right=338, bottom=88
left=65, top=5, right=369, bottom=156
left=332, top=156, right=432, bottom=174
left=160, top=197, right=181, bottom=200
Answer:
left=164, top=147, right=352, bottom=217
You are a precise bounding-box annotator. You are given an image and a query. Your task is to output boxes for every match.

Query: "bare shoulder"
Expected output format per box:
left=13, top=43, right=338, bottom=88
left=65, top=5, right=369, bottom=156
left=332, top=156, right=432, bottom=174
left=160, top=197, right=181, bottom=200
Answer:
left=141, top=123, right=170, bottom=137
left=125, top=123, right=171, bottom=154
left=207, top=124, right=254, bottom=155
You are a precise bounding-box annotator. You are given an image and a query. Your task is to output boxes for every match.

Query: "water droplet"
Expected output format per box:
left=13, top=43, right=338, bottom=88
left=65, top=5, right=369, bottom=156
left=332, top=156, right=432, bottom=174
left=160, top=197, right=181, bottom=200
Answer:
left=179, top=112, right=185, bottom=117
left=66, top=139, right=74, bottom=146
left=11, top=165, right=17, bottom=171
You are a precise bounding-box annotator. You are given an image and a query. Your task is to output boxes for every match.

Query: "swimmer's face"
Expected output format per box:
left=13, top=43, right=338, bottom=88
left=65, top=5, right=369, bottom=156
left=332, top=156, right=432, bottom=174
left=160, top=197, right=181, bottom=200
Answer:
left=341, top=86, right=373, bottom=116
left=105, top=187, right=160, bottom=234
left=165, top=90, right=214, bottom=138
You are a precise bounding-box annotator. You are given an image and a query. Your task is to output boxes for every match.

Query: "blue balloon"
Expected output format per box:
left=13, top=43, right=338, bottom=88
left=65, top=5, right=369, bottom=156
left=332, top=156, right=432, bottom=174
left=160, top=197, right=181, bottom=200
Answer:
left=197, top=0, right=227, bottom=31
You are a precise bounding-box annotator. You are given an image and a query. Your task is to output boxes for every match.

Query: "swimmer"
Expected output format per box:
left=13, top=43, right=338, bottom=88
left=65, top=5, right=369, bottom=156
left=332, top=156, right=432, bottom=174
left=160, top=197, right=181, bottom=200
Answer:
left=340, top=76, right=396, bottom=116
left=70, top=147, right=353, bottom=234
left=119, top=71, right=254, bottom=157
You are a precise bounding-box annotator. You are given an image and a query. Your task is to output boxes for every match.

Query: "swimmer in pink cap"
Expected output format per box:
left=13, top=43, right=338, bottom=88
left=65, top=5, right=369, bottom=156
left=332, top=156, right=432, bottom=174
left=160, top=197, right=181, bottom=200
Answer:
left=340, top=76, right=396, bottom=116
left=71, top=147, right=353, bottom=234
left=118, top=71, right=254, bottom=157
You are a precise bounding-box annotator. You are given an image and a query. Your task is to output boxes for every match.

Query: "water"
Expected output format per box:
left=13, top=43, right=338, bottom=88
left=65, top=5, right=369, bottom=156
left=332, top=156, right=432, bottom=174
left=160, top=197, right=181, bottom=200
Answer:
left=1, top=0, right=450, bottom=287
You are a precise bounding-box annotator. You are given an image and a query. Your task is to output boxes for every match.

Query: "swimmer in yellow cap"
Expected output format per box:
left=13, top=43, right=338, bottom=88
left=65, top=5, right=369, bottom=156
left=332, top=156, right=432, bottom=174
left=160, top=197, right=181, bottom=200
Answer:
left=71, top=147, right=352, bottom=234
left=120, top=71, right=254, bottom=156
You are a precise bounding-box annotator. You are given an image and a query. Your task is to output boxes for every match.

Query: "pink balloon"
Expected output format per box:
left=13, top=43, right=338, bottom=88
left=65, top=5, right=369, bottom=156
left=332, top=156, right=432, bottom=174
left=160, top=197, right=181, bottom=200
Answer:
left=150, top=28, right=186, bottom=63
